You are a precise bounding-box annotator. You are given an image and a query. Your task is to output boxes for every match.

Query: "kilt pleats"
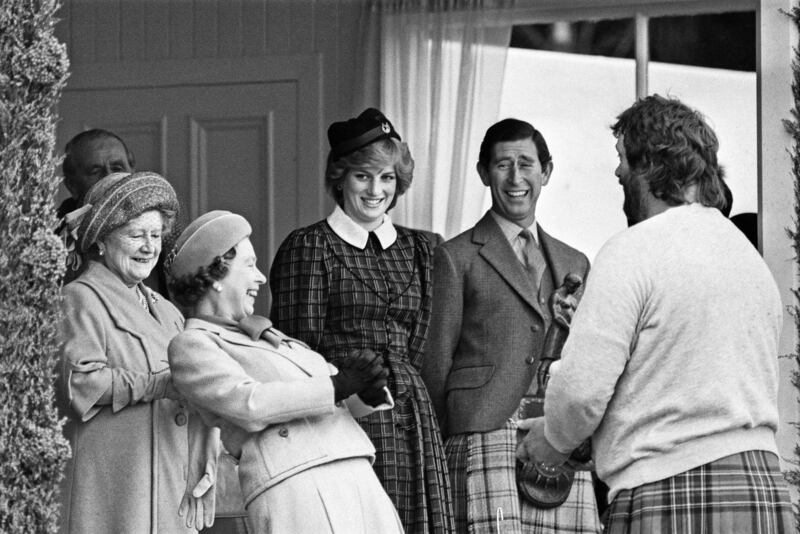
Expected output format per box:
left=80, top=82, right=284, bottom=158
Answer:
left=605, top=450, right=795, bottom=534
left=445, top=423, right=601, bottom=534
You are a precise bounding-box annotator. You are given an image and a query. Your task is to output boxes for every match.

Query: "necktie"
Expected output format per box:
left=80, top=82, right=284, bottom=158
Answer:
left=518, top=229, right=546, bottom=287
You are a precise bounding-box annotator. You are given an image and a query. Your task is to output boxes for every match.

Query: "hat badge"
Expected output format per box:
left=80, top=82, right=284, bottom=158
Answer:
left=381, top=122, right=391, bottom=134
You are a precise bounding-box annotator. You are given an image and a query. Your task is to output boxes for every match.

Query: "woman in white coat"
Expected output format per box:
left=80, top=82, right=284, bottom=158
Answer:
left=166, top=210, right=404, bottom=534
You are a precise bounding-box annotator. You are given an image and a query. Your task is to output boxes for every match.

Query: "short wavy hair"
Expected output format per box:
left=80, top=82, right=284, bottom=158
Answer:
left=63, top=129, right=135, bottom=185
left=478, top=118, right=552, bottom=170
left=324, top=137, right=414, bottom=211
left=168, top=246, right=236, bottom=309
left=611, top=94, right=726, bottom=210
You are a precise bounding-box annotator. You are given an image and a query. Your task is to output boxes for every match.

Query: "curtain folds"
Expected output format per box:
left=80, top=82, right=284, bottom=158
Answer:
left=357, top=0, right=515, bottom=238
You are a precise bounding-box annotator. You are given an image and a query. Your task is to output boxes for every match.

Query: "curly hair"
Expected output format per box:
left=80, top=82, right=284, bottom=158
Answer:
left=611, top=94, right=726, bottom=210
left=168, top=246, right=237, bottom=308
left=324, top=137, right=414, bottom=211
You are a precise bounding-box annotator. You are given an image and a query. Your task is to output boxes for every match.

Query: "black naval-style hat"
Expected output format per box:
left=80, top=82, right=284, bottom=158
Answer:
left=327, top=108, right=401, bottom=160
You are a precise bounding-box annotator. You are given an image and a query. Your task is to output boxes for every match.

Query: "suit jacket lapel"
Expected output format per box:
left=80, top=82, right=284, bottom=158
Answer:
left=473, top=213, right=546, bottom=320
left=539, top=227, right=579, bottom=290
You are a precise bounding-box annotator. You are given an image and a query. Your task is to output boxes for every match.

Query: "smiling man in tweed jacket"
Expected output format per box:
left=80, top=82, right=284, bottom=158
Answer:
left=422, top=118, right=600, bottom=533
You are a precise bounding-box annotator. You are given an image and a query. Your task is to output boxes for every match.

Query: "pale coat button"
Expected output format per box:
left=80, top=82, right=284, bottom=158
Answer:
left=278, top=427, right=289, bottom=438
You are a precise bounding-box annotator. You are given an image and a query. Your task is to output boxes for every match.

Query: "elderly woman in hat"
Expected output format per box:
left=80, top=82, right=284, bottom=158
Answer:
left=269, top=109, right=453, bottom=533
left=166, top=210, right=403, bottom=533
left=56, top=171, right=215, bottom=534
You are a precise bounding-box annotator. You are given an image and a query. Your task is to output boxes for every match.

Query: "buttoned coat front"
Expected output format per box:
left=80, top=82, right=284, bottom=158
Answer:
left=422, top=212, right=590, bottom=438
left=56, top=261, right=192, bottom=534
left=167, top=318, right=384, bottom=507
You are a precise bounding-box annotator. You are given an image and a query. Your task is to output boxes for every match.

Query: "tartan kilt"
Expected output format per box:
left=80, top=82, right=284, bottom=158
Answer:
left=605, top=450, right=795, bottom=534
left=445, top=422, right=601, bottom=534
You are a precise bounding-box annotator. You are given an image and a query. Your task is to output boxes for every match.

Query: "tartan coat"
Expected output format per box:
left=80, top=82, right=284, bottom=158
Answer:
left=269, top=216, right=454, bottom=534
left=56, top=260, right=195, bottom=534
left=421, top=211, right=591, bottom=438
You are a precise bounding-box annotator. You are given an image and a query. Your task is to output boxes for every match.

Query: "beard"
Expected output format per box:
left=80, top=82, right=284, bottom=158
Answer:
left=622, top=174, right=649, bottom=227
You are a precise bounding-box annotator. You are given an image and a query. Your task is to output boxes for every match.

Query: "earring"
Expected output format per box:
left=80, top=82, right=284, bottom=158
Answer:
left=212, top=282, right=223, bottom=292
left=98, top=249, right=105, bottom=257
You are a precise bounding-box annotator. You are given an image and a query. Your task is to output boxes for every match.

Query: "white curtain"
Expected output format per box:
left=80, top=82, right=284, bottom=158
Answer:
left=357, top=1, right=515, bottom=239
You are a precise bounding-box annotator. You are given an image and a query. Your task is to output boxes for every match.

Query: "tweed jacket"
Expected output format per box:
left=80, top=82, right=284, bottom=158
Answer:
left=168, top=317, right=390, bottom=507
left=421, top=211, right=590, bottom=438
left=56, top=260, right=193, bottom=534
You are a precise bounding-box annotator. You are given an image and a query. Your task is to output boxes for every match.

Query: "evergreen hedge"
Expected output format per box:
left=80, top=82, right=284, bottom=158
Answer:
left=787, top=5, right=800, bottom=532
left=0, top=0, right=71, bottom=532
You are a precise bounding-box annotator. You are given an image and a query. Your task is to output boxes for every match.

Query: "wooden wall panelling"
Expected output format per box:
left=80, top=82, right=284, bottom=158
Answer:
left=94, top=0, right=122, bottom=62
left=145, top=1, right=170, bottom=60
left=119, top=1, right=147, bottom=61
left=264, top=1, right=293, bottom=54
left=217, top=0, right=243, bottom=57
left=242, top=1, right=267, bottom=57
left=287, top=1, right=316, bottom=53
left=194, top=0, right=219, bottom=58
left=66, top=1, right=96, bottom=63
left=169, top=1, right=195, bottom=59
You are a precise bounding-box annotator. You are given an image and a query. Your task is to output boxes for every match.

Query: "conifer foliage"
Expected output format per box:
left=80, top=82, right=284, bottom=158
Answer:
left=786, top=5, right=800, bottom=531
left=0, top=0, right=70, bottom=531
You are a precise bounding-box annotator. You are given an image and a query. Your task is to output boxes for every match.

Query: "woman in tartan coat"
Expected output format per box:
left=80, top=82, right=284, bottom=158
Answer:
left=270, top=108, right=454, bottom=534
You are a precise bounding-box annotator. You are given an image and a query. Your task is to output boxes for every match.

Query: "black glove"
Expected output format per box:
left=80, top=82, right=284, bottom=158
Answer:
left=330, top=349, right=389, bottom=402
left=357, top=386, right=388, bottom=407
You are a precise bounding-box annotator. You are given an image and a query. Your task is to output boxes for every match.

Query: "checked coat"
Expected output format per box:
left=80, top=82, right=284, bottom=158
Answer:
left=269, top=213, right=454, bottom=534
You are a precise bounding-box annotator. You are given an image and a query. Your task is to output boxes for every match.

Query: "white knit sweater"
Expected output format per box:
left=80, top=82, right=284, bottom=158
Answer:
left=544, top=203, right=783, bottom=501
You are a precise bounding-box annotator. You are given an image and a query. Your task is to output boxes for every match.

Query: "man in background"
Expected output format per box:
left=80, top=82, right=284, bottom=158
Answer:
left=57, top=129, right=135, bottom=219
left=57, top=129, right=135, bottom=284
left=517, top=95, right=794, bottom=533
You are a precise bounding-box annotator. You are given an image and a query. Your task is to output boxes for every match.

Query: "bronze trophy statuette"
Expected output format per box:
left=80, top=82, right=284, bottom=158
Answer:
left=516, top=273, right=592, bottom=509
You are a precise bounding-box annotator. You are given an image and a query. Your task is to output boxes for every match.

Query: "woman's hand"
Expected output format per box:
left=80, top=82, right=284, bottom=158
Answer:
left=331, top=349, right=389, bottom=401
left=178, top=465, right=215, bottom=530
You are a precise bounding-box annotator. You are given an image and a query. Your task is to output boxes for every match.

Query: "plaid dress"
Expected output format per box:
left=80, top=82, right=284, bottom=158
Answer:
left=605, top=450, right=794, bottom=534
left=270, top=219, right=454, bottom=534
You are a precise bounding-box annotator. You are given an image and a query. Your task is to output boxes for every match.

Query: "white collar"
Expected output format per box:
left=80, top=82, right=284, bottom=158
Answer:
left=489, top=210, right=539, bottom=245
left=327, top=205, right=398, bottom=250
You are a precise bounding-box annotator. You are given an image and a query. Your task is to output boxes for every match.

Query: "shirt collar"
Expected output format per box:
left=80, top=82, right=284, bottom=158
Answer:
left=327, top=205, right=397, bottom=249
left=489, top=210, right=539, bottom=245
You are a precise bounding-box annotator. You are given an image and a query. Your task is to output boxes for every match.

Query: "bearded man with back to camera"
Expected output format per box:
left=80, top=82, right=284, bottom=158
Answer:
left=516, top=94, right=795, bottom=533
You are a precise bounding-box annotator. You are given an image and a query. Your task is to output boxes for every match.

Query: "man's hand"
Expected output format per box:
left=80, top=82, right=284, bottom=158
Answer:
left=515, top=417, right=570, bottom=467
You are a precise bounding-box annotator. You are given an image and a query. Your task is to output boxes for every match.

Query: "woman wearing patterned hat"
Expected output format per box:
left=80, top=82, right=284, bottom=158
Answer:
left=55, top=171, right=215, bottom=534
left=166, top=210, right=403, bottom=533
left=269, top=108, right=454, bottom=533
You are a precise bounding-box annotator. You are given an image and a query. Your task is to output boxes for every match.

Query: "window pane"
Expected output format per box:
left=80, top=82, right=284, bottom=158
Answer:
left=501, top=19, right=635, bottom=261
left=649, top=12, right=756, bottom=216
